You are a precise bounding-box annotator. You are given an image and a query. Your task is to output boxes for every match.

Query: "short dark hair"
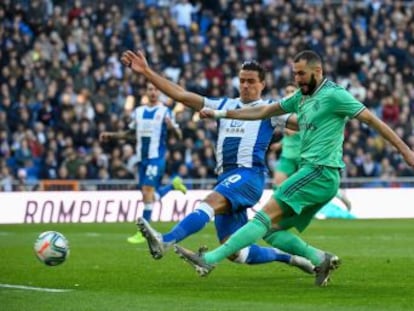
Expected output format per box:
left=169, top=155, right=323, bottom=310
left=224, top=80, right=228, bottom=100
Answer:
left=293, top=50, right=322, bottom=66
left=240, top=60, right=265, bottom=81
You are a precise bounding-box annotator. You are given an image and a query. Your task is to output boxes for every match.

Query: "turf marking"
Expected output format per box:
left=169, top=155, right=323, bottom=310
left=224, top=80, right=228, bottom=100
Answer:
left=0, top=283, right=72, bottom=293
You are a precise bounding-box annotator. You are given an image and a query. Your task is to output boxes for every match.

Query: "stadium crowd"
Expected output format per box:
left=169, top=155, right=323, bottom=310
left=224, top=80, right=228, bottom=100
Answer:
left=1, top=0, right=414, bottom=191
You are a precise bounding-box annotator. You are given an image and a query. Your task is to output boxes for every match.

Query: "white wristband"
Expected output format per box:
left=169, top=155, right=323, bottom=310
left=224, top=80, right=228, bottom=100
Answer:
left=276, top=113, right=291, bottom=128
left=214, top=110, right=227, bottom=119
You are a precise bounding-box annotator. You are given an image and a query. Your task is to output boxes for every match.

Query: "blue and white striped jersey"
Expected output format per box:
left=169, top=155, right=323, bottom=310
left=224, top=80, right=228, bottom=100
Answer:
left=204, top=97, right=280, bottom=175
left=128, top=104, right=174, bottom=162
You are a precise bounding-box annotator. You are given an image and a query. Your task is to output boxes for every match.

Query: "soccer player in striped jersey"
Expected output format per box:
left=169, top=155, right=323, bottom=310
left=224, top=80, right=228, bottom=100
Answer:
left=120, top=50, right=314, bottom=274
left=174, top=50, right=414, bottom=286
left=99, top=82, right=187, bottom=244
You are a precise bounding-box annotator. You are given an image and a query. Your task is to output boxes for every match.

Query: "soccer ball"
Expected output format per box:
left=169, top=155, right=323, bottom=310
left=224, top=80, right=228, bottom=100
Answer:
left=34, top=231, right=69, bottom=266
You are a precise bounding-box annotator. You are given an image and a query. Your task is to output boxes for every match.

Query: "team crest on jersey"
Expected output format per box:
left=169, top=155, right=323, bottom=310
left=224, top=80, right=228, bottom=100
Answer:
left=313, top=100, right=320, bottom=111
left=299, top=97, right=306, bottom=111
left=225, top=119, right=245, bottom=134
left=230, top=120, right=244, bottom=127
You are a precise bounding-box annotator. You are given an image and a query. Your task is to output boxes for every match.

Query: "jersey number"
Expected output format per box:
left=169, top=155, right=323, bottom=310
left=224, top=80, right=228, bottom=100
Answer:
left=222, top=174, right=241, bottom=187
left=145, top=165, right=158, bottom=178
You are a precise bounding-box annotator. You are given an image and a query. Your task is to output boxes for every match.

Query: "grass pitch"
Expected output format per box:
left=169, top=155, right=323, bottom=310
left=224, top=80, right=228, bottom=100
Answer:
left=1, top=219, right=414, bottom=311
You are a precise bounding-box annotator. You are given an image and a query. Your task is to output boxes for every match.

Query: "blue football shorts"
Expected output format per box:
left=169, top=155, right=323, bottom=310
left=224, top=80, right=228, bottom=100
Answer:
left=138, top=158, right=166, bottom=189
left=214, top=167, right=265, bottom=241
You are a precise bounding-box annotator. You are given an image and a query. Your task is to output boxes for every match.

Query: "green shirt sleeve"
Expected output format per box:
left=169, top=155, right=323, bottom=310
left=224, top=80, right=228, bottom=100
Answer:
left=331, top=88, right=366, bottom=118
left=280, top=92, right=301, bottom=114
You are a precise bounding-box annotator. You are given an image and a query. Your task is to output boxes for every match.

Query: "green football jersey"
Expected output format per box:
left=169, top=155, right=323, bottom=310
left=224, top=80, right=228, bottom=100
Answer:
left=281, top=132, right=301, bottom=159
left=280, top=79, right=365, bottom=168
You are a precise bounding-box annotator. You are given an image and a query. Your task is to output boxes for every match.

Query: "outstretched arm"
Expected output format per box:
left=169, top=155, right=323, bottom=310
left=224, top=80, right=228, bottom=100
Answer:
left=99, top=129, right=136, bottom=142
left=121, top=50, right=204, bottom=111
left=226, top=102, right=285, bottom=120
left=200, top=102, right=286, bottom=120
left=357, top=109, right=414, bottom=166
left=200, top=103, right=298, bottom=130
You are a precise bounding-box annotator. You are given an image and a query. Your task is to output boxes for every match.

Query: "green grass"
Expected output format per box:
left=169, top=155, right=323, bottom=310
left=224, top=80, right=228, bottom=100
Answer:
left=1, top=219, right=414, bottom=311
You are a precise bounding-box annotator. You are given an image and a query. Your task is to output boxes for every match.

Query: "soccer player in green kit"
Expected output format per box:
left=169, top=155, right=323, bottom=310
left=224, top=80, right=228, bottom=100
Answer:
left=273, top=82, right=353, bottom=217
left=174, top=50, right=414, bottom=286
left=271, top=82, right=302, bottom=188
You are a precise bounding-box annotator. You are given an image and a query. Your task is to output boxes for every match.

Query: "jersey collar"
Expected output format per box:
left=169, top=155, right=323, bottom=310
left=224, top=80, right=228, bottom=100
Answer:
left=145, top=102, right=163, bottom=109
left=309, top=78, right=328, bottom=97
left=240, top=98, right=262, bottom=107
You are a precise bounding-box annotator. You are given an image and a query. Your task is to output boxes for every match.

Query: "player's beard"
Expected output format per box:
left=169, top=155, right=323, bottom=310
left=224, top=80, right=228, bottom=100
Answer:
left=300, top=74, right=317, bottom=95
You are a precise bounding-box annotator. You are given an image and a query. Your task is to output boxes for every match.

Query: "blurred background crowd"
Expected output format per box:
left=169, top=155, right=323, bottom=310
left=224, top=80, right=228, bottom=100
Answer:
left=1, top=0, right=414, bottom=191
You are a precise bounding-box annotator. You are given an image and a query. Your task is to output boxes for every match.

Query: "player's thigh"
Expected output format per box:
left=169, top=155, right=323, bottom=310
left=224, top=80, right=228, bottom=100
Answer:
left=215, top=167, right=265, bottom=212
left=203, top=191, right=231, bottom=214
left=275, top=165, right=340, bottom=231
left=139, top=158, right=165, bottom=188
left=276, top=157, right=300, bottom=177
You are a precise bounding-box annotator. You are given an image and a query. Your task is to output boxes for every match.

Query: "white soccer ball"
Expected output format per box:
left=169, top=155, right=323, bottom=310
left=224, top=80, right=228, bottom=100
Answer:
left=34, top=231, right=70, bottom=266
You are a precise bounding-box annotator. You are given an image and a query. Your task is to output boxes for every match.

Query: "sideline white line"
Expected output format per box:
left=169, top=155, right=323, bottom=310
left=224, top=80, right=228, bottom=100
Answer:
left=0, top=283, right=72, bottom=293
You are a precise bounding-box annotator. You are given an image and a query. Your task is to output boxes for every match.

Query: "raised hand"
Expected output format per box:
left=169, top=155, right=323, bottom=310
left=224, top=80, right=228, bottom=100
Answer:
left=120, top=50, right=149, bottom=73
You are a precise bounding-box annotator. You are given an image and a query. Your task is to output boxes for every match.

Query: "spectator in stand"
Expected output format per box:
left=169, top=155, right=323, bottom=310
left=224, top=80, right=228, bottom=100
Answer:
left=121, top=143, right=138, bottom=176
left=170, top=0, right=200, bottom=32
left=39, top=149, right=59, bottom=180
left=0, top=124, right=11, bottom=160
left=62, top=146, right=85, bottom=179
left=0, top=166, right=14, bottom=192
left=381, top=95, right=400, bottom=125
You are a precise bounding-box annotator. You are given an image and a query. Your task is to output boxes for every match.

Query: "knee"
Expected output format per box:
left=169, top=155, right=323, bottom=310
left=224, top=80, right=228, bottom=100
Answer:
left=142, top=186, right=153, bottom=196
left=142, top=186, right=155, bottom=201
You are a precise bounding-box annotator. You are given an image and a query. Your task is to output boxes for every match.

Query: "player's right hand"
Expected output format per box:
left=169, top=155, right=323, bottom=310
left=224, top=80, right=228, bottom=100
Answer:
left=199, top=108, right=215, bottom=119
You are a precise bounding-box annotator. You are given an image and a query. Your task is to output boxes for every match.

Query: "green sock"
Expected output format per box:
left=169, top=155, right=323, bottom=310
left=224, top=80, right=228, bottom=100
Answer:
left=264, top=230, right=324, bottom=265
left=204, top=211, right=271, bottom=264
